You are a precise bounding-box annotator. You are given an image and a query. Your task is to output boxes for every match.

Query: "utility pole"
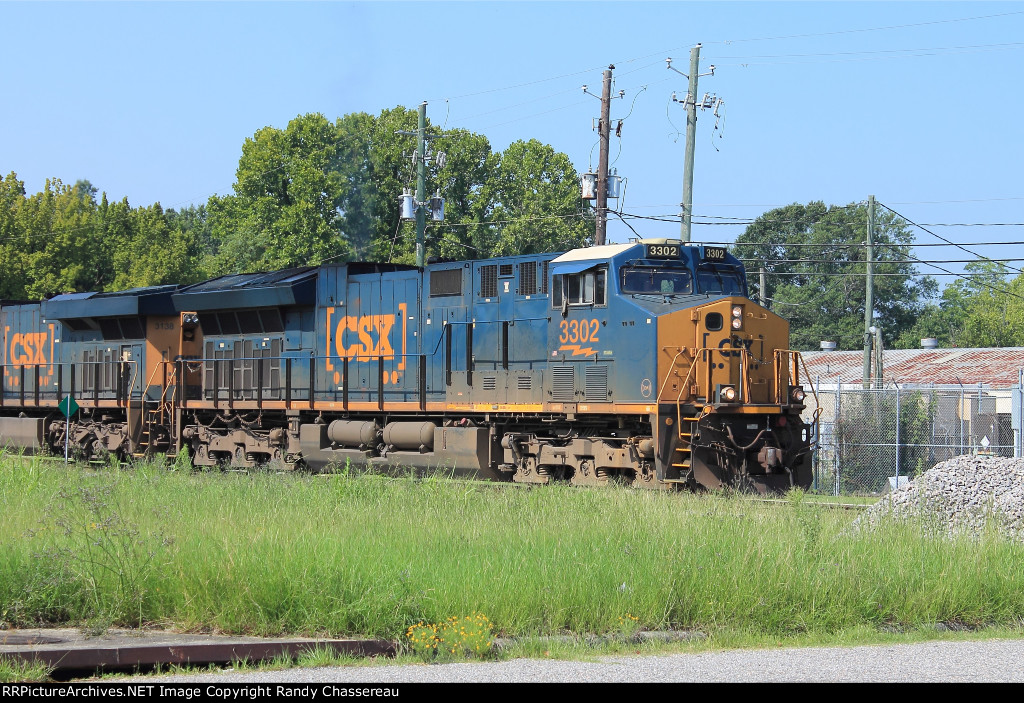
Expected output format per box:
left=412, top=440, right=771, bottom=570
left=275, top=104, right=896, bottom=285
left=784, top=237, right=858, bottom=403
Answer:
left=681, top=44, right=700, bottom=243
left=759, top=267, right=767, bottom=308
left=668, top=45, right=717, bottom=243
left=397, top=102, right=445, bottom=267
left=862, top=195, right=875, bottom=389
left=582, top=66, right=623, bottom=247
left=415, top=102, right=427, bottom=267
left=595, top=66, right=613, bottom=246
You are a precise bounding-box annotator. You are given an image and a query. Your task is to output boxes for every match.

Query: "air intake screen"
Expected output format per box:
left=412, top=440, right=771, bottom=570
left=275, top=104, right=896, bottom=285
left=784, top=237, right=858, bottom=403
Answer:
left=431, top=269, right=462, bottom=297
left=480, top=265, right=498, bottom=297
left=520, top=262, right=537, bottom=295
left=585, top=366, right=608, bottom=402
left=551, top=366, right=575, bottom=401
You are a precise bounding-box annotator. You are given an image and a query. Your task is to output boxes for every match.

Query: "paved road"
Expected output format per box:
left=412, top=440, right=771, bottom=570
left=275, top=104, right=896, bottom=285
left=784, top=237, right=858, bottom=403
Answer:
left=153, top=638, right=1024, bottom=683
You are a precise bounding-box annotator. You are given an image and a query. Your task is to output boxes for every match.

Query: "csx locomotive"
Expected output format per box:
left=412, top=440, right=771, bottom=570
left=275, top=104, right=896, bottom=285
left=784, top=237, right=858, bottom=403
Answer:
left=0, top=240, right=816, bottom=493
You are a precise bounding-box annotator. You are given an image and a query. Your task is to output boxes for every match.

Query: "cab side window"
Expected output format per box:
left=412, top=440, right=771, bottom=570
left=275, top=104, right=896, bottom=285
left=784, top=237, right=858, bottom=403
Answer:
left=552, top=268, right=606, bottom=307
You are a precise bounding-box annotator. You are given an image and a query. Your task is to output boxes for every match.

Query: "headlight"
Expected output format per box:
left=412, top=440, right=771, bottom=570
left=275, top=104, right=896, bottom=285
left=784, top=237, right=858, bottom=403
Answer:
left=730, top=305, right=743, bottom=330
left=717, top=384, right=737, bottom=403
left=790, top=386, right=806, bottom=403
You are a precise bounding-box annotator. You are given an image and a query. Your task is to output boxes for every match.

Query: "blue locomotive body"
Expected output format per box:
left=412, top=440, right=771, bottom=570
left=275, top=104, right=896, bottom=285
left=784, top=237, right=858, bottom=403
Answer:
left=0, top=240, right=815, bottom=492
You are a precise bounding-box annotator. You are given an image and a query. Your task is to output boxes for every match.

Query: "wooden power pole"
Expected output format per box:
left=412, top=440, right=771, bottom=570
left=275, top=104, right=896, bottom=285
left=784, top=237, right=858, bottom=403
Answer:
left=595, top=66, right=613, bottom=246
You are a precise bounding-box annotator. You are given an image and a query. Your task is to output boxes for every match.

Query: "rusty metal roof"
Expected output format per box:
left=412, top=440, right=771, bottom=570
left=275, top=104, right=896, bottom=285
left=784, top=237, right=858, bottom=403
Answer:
left=801, top=348, right=1024, bottom=388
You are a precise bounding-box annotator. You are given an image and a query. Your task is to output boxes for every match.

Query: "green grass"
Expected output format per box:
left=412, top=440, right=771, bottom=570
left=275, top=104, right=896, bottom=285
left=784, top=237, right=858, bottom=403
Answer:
left=0, top=655, right=54, bottom=683
left=2, top=454, right=1023, bottom=651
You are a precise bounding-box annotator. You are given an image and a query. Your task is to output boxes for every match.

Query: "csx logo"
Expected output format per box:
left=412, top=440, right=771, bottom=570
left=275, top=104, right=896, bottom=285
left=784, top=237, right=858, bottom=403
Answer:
left=8, top=332, right=50, bottom=364
left=333, top=314, right=396, bottom=358
left=4, top=326, right=56, bottom=388
left=325, top=304, right=407, bottom=365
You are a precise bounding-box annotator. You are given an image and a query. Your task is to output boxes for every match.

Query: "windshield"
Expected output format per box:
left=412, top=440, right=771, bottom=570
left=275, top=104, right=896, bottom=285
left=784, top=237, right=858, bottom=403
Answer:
left=621, top=267, right=694, bottom=295
left=696, top=264, right=746, bottom=296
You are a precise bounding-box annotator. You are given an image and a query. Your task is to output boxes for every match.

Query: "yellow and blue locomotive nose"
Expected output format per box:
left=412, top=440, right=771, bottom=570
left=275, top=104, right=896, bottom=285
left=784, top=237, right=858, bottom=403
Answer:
left=654, top=297, right=812, bottom=493
left=656, top=297, right=791, bottom=405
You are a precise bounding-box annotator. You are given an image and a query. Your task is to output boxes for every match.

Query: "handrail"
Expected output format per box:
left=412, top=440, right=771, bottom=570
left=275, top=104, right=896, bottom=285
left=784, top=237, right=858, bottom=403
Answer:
left=122, top=360, right=140, bottom=439
left=660, top=346, right=820, bottom=445
left=775, top=348, right=823, bottom=434
left=655, top=348, right=689, bottom=401
left=142, top=360, right=167, bottom=404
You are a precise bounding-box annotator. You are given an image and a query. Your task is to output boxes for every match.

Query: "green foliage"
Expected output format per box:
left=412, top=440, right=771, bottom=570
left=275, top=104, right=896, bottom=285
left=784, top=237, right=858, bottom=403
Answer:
left=207, top=109, right=592, bottom=273
left=0, top=655, right=53, bottom=683
left=208, top=113, right=350, bottom=274
left=3, top=108, right=589, bottom=295
left=468, top=139, right=592, bottom=258
left=0, top=175, right=108, bottom=299
left=5, top=461, right=1024, bottom=644
left=899, top=261, right=1024, bottom=348
left=0, top=172, right=212, bottom=299
left=733, top=201, right=938, bottom=351
left=32, top=480, right=173, bottom=628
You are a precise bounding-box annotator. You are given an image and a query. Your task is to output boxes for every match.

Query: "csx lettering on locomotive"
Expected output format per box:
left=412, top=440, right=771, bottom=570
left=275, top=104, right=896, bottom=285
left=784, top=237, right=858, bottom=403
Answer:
left=8, top=332, right=50, bottom=365
left=325, top=303, right=407, bottom=366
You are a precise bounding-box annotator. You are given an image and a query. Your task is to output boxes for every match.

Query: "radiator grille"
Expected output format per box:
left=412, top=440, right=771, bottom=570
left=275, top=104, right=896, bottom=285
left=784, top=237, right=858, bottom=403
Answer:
left=204, top=339, right=283, bottom=399
left=517, top=376, right=532, bottom=390
left=585, top=366, right=609, bottom=402
left=519, top=261, right=537, bottom=295
left=551, top=366, right=575, bottom=401
left=479, top=265, right=497, bottom=297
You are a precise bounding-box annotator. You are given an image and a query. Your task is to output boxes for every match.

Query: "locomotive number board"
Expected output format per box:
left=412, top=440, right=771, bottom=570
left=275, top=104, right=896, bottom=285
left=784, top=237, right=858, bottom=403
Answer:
left=644, top=243, right=681, bottom=259
left=703, top=246, right=728, bottom=261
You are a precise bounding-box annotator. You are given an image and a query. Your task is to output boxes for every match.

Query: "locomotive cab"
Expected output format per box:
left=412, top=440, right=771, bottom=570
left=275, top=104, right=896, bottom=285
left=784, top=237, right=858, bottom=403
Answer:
left=525, top=239, right=817, bottom=493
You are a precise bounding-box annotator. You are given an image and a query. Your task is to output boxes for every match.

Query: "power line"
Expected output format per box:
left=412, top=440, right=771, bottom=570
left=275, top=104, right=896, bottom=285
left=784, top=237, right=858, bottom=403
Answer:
left=422, top=11, right=1024, bottom=116
left=762, top=271, right=1018, bottom=279
left=710, top=41, right=1024, bottom=67
left=740, top=258, right=1024, bottom=265
left=708, top=240, right=1024, bottom=248
left=704, top=10, right=1024, bottom=46
left=623, top=211, right=1024, bottom=226
left=870, top=245, right=1024, bottom=301
left=878, top=201, right=1024, bottom=276
left=709, top=41, right=1024, bottom=61
left=628, top=196, right=1024, bottom=208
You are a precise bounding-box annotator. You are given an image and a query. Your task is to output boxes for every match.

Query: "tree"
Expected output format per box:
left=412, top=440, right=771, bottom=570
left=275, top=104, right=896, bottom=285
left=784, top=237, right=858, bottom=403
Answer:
left=732, top=201, right=937, bottom=351
left=208, top=113, right=350, bottom=275
left=104, top=201, right=209, bottom=291
left=469, top=139, right=592, bottom=258
left=902, top=262, right=1024, bottom=348
left=210, top=108, right=593, bottom=273
left=0, top=172, right=30, bottom=299
left=17, top=177, right=110, bottom=299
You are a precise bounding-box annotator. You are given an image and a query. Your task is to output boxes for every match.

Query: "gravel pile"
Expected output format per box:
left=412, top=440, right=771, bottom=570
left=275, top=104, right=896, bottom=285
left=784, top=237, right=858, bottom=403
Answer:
left=852, top=455, right=1024, bottom=540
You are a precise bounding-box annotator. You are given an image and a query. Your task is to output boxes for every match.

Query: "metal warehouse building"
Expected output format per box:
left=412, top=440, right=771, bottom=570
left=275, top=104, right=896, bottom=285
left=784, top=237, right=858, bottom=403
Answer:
left=798, top=347, right=1024, bottom=495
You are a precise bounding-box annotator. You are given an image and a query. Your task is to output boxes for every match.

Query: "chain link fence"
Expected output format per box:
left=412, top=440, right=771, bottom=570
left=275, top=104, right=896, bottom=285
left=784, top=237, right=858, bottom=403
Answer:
left=809, top=383, right=1024, bottom=495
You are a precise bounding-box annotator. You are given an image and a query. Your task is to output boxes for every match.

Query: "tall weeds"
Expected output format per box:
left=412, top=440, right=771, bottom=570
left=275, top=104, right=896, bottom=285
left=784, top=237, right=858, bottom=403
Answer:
left=1, top=456, right=1023, bottom=639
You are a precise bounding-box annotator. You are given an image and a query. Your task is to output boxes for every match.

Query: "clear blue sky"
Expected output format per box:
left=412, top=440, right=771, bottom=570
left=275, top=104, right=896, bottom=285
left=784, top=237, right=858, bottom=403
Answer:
left=2, top=1, right=1022, bottom=280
